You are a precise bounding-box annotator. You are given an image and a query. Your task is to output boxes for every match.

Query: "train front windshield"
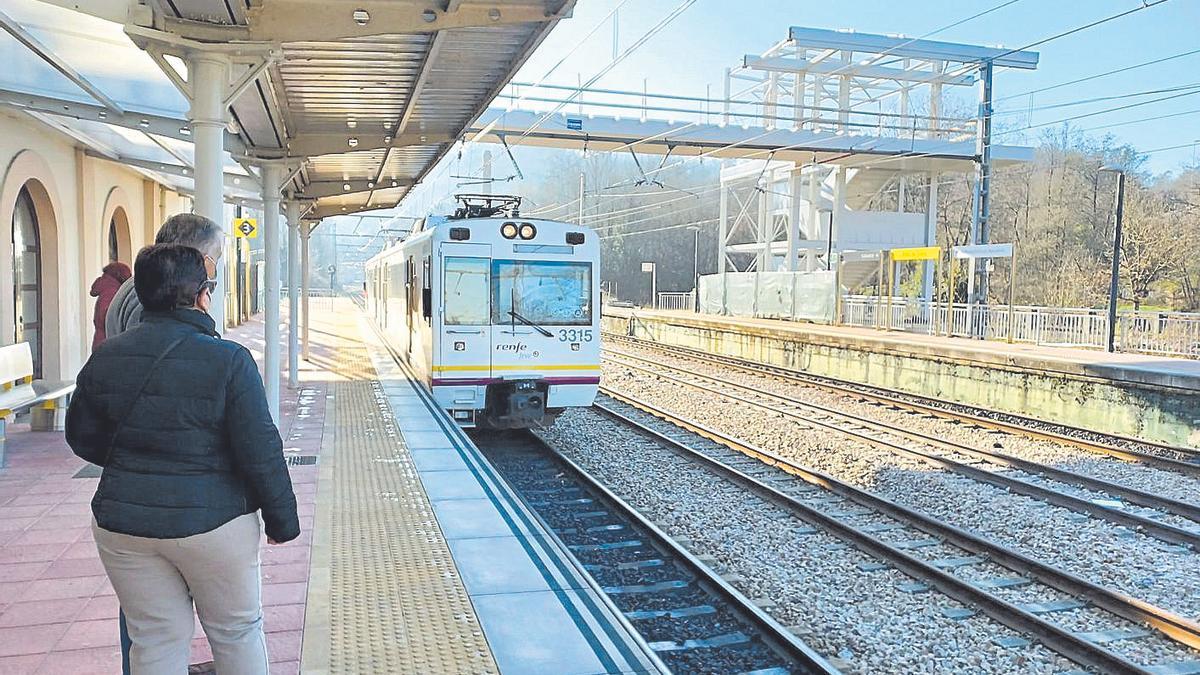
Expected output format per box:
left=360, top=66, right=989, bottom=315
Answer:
left=492, top=260, right=592, bottom=326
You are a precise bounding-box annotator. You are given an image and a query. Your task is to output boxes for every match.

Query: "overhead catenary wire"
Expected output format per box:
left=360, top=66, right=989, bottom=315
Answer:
left=625, top=0, right=1185, bottom=183
left=511, top=0, right=700, bottom=147
left=505, top=1, right=1188, bottom=238
left=996, top=45, right=1200, bottom=103
left=939, top=0, right=1173, bottom=81
left=576, top=82, right=1190, bottom=234
left=599, top=218, right=719, bottom=240
left=794, top=0, right=1029, bottom=84
left=498, top=0, right=1172, bottom=227
left=582, top=88, right=1189, bottom=235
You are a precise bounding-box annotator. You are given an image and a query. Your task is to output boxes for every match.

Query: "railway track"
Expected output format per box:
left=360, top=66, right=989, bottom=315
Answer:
left=475, top=430, right=837, bottom=675
left=589, top=391, right=1200, bottom=675
left=602, top=332, right=1200, bottom=477
left=602, top=346, right=1200, bottom=550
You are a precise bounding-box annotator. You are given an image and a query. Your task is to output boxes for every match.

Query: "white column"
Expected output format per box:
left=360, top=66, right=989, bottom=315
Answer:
left=718, top=182, right=729, bottom=312
left=807, top=164, right=820, bottom=244
left=189, top=55, right=230, bottom=332
left=260, top=164, right=283, bottom=424
left=301, top=220, right=312, bottom=360
left=793, top=74, right=806, bottom=131
left=924, top=172, right=939, bottom=300
left=756, top=173, right=769, bottom=272
left=833, top=166, right=847, bottom=246
left=786, top=168, right=801, bottom=272
left=286, top=199, right=300, bottom=388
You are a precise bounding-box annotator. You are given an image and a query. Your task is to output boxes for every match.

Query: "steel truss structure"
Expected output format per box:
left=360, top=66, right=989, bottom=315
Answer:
left=717, top=27, right=1037, bottom=302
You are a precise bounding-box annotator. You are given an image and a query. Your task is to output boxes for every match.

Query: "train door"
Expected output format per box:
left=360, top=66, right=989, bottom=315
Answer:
left=438, top=244, right=492, bottom=387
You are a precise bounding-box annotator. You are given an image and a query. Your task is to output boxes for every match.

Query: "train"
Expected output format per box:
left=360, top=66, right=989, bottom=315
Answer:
left=365, top=195, right=601, bottom=429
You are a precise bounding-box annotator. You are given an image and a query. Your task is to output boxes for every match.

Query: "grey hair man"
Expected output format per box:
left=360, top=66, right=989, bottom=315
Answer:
left=105, top=213, right=224, bottom=339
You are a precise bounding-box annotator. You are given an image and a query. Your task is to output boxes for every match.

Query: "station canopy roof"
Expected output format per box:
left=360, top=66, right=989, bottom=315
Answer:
left=0, top=0, right=575, bottom=219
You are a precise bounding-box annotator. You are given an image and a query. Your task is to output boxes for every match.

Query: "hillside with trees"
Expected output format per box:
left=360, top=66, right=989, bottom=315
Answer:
left=522, top=127, right=1200, bottom=311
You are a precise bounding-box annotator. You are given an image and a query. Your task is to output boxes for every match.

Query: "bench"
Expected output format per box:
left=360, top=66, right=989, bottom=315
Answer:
left=0, top=342, right=75, bottom=467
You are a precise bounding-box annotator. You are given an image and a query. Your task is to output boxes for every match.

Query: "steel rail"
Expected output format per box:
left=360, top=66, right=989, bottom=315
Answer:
left=604, top=350, right=1200, bottom=549
left=603, top=332, right=1200, bottom=474
left=604, top=346, right=1200, bottom=525
left=595, top=391, right=1200, bottom=674
left=516, top=431, right=840, bottom=674
left=594, top=394, right=1154, bottom=674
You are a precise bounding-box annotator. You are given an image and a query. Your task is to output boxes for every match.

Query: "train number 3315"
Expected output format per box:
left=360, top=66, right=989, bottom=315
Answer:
left=558, top=329, right=594, bottom=343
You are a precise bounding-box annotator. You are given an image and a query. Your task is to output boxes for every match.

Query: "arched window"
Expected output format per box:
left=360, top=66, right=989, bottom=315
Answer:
left=12, top=186, right=43, bottom=377
left=108, top=216, right=119, bottom=262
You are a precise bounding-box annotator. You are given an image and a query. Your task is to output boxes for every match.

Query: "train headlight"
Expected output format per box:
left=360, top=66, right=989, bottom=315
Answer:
left=518, top=222, right=537, bottom=240
left=501, top=222, right=518, bottom=239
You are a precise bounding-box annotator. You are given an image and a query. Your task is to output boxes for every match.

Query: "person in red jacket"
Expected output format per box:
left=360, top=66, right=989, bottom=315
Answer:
left=90, top=261, right=132, bottom=350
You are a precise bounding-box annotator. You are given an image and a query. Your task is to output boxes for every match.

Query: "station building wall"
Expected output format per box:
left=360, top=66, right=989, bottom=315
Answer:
left=0, top=110, right=192, bottom=381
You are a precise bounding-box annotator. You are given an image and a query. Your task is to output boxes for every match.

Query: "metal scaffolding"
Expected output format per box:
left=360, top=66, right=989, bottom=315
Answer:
left=715, top=27, right=1037, bottom=307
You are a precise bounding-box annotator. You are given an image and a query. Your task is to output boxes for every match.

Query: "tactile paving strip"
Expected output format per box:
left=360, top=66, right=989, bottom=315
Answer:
left=304, top=324, right=498, bottom=674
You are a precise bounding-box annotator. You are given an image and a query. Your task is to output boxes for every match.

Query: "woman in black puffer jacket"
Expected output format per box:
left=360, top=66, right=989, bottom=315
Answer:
left=67, top=243, right=299, bottom=675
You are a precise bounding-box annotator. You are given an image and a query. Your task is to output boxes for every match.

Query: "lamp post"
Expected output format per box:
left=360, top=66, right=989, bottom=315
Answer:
left=1099, top=165, right=1126, bottom=353
left=686, top=225, right=700, bottom=312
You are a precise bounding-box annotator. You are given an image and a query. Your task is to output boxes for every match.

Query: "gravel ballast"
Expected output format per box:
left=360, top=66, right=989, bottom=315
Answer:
left=539, top=408, right=1086, bottom=674
left=599, top=358, right=1200, bottom=623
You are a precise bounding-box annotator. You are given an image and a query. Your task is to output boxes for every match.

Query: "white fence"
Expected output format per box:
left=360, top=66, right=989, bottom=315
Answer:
left=699, top=272, right=837, bottom=323
left=655, top=291, right=696, bottom=311
left=840, top=295, right=1200, bottom=358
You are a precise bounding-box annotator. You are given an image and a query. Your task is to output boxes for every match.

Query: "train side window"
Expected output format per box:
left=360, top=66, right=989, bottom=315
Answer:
left=443, top=257, right=489, bottom=325
left=421, top=257, right=432, bottom=321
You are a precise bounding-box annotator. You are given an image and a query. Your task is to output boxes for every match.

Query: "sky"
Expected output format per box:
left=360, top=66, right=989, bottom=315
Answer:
left=513, top=0, right=1200, bottom=174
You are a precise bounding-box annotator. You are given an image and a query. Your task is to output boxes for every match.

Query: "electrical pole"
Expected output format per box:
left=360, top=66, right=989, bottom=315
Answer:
left=578, top=172, right=586, bottom=225
left=970, top=59, right=994, bottom=335
left=1105, top=169, right=1126, bottom=353
left=688, top=225, right=700, bottom=312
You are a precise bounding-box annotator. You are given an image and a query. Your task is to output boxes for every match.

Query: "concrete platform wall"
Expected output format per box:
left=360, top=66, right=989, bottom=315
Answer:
left=603, top=312, right=1200, bottom=449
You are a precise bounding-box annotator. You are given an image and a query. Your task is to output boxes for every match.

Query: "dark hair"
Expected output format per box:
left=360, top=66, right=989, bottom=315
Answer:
left=134, top=244, right=209, bottom=312
left=155, top=213, right=223, bottom=257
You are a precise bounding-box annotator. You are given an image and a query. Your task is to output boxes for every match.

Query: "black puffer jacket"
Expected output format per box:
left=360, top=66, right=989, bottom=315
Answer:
left=66, top=309, right=300, bottom=543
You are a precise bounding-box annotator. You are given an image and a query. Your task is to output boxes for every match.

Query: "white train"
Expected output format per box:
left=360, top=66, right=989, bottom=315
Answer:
left=365, top=195, right=600, bottom=429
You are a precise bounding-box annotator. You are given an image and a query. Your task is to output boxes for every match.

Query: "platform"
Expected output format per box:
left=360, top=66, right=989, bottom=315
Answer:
left=604, top=307, right=1200, bottom=449
left=0, top=299, right=660, bottom=675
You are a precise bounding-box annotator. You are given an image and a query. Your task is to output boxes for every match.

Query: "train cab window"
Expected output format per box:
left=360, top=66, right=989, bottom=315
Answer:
left=443, top=257, right=489, bottom=325
left=492, top=260, right=592, bottom=326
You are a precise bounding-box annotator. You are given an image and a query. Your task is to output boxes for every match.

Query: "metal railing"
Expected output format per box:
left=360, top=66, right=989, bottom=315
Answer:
left=839, top=295, right=1200, bottom=359
left=500, top=82, right=976, bottom=140
left=656, top=291, right=696, bottom=311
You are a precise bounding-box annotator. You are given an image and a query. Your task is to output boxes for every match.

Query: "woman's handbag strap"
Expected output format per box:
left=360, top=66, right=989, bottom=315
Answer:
left=102, top=334, right=188, bottom=466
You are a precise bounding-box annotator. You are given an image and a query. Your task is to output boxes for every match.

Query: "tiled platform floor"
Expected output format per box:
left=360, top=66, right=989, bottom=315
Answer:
left=0, top=309, right=331, bottom=675
left=2, top=299, right=659, bottom=675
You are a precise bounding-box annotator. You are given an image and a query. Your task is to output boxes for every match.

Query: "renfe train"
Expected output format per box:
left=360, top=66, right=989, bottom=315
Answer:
left=365, top=195, right=600, bottom=429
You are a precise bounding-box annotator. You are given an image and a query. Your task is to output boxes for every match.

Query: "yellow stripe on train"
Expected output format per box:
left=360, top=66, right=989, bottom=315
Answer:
left=432, top=362, right=600, bottom=372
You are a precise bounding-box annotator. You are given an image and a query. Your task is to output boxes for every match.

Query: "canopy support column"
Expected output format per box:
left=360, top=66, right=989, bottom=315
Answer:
left=259, top=163, right=283, bottom=424
left=286, top=199, right=301, bottom=388
left=301, top=220, right=312, bottom=360
left=189, top=54, right=230, bottom=331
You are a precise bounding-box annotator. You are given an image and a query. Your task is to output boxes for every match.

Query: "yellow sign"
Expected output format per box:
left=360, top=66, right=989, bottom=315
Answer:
left=233, top=217, right=258, bottom=239
left=890, top=246, right=941, bottom=262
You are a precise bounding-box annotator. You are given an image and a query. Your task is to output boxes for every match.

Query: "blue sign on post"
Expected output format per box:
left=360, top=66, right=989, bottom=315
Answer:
left=566, top=117, right=583, bottom=131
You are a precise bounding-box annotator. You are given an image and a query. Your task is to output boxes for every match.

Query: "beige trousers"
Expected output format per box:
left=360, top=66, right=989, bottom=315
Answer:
left=93, top=513, right=269, bottom=675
